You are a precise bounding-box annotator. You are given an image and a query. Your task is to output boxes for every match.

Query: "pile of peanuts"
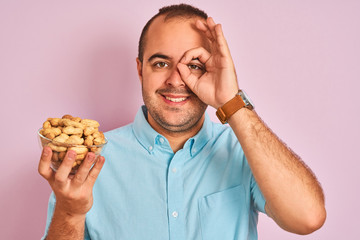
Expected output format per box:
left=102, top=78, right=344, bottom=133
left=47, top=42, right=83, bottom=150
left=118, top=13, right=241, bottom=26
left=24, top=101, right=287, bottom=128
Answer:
left=39, top=114, right=106, bottom=169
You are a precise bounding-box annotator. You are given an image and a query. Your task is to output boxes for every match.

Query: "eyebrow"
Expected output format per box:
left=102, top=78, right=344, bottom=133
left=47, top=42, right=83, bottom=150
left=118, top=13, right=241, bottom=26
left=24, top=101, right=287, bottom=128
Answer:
left=147, top=53, right=172, bottom=62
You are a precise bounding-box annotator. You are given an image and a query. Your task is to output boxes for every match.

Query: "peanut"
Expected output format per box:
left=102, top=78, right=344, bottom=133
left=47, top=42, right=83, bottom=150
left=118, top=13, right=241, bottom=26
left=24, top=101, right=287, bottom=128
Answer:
left=49, top=118, right=62, bottom=127
left=52, top=152, right=59, bottom=162
left=66, top=135, right=84, bottom=145
left=43, top=121, right=51, bottom=129
left=68, top=146, right=88, bottom=155
left=62, top=114, right=73, bottom=120
left=58, top=151, right=66, bottom=160
left=62, top=119, right=85, bottom=129
left=90, top=147, right=101, bottom=154
left=44, top=132, right=55, bottom=140
left=84, top=135, right=94, bottom=146
left=43, top=127, right=62, bottom=137
left=48, top=143, right=67, bottom=152
left=92, top=131, right=104, bottom=139
left=84, top=126, right=97, bottom=136
left=53, top=133, right=70, bottom=143
left=72, top=117, right=82, bottom=123
left=63, top=126, right=83, bottom=135
left=94, top=137, right=106, bottom=145
left=81, top=119, right=100, bottom=128
left=76, top=154, right=86, bottom=161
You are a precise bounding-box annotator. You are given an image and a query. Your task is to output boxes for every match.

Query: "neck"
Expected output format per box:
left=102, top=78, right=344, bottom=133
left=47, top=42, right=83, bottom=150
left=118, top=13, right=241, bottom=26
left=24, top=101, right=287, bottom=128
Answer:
left=148, top=114, right=205, bottom=153
left=164, top=133, right=192, bottom=153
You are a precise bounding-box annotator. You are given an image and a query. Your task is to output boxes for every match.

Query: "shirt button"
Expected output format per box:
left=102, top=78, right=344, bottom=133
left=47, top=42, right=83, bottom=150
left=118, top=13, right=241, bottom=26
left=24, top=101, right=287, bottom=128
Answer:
left=148, top=146, right=153, bottom=151
left=159, top=138, right=164, bottom=143
left=172, top=211, right=178, bottom=218
left=172, top=168, right=177, bottom=173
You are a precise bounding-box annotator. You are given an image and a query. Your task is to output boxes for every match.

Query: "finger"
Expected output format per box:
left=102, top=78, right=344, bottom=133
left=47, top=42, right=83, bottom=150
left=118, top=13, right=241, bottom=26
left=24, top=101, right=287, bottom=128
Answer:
left=195, top=19, right=214, bottom=42
left=207, top=17, right=217, bottom=40
left=85, top=156, right=105, bottom=188
left=177, top=62, right=199, bottom=93
left=214, top=24, right=232, bottom=58
left=71, top=152, right=96, bottom=187
left=38, top=146, right=53, bottom=180
left=205, top=18, right=232, bottom=58
left=195, top=19, right=207, bottom=31
left=54, top=150, right=77, bottom=185
left=180, top=47, right=211, bottom=65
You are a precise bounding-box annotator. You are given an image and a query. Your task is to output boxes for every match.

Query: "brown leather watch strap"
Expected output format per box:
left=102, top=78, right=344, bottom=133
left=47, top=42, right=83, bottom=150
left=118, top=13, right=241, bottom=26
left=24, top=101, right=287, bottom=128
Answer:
left=216, top=95, right=245, bottom=124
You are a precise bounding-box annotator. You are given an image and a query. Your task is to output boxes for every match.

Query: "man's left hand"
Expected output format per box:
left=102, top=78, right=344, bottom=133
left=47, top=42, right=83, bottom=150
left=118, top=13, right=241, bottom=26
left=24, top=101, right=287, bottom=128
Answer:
left=177, top=17, right=239, bottom=109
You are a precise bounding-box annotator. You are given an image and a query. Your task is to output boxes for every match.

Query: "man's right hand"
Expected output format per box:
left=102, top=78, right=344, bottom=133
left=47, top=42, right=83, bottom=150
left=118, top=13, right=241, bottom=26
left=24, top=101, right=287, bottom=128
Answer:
left=38, top=146, right=105, bottom=239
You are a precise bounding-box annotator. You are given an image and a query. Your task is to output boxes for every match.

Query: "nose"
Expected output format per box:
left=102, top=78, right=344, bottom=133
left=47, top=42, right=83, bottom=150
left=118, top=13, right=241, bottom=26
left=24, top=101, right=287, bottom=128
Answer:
left=165, top=67, right=185, bottom=88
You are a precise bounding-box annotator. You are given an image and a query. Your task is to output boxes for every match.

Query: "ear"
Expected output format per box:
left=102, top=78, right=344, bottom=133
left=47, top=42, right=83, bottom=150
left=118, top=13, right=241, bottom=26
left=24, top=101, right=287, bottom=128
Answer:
left=136, top=57, right=143, bottom=83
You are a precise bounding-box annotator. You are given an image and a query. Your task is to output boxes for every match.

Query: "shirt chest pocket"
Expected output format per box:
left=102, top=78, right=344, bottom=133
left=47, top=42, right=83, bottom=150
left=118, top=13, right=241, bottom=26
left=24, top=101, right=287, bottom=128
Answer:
left=198, top=184, right=250, bottom=240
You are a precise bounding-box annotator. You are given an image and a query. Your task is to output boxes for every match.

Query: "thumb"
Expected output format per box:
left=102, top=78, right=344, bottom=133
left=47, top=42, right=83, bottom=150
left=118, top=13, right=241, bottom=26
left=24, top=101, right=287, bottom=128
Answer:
left=177, top=63, right=198, bottom=93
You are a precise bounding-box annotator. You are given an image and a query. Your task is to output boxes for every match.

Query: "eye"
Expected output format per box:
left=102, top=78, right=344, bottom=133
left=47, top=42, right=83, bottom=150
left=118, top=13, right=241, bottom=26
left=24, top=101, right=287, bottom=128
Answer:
left=187, top=64, right=201, bottom=70
left=154, top=62, right=169, bottom=68
left=187, top=64, right=205, bottom=73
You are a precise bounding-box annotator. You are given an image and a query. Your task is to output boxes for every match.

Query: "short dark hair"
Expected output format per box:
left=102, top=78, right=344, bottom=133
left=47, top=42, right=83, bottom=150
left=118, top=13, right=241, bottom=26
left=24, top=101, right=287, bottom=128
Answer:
left=137, top=4, right=208, bottom=63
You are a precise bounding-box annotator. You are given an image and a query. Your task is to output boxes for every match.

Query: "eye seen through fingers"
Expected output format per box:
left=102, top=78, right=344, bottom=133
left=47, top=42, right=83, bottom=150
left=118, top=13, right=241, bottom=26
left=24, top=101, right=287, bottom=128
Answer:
left=187, top=60, right=205, bottom=75
left=187, top=64, right=201, bottom=70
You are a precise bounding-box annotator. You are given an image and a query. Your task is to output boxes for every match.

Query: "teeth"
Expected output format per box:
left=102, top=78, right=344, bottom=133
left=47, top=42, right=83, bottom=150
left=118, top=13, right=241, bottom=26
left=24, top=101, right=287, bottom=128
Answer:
left=165, top=96, right=187, bottom=102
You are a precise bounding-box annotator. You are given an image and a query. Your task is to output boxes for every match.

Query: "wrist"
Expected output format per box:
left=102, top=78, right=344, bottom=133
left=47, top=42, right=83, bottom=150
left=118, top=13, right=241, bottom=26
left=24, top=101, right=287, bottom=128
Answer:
left=216, top=89, right=254, bottom=124
left=46, top=206, right=86, bottom=240
left=53, top=205, right=86, bottom=223
left=215, top=89, right=239, bottom=109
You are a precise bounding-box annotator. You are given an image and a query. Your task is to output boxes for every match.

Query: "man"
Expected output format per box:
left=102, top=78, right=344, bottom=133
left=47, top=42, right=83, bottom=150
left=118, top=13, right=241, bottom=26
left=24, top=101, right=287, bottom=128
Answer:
left=39, top=4, right=326, bottom=240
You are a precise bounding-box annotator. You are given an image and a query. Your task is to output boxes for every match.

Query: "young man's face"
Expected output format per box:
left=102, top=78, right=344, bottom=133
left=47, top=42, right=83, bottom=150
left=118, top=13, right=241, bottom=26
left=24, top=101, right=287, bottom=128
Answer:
left=137, top=15, right=209, bottom=134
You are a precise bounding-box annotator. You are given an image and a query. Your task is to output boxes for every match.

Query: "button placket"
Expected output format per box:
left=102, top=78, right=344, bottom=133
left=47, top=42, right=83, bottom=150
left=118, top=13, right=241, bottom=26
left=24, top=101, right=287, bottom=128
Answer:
left=172, top=211, right=178, bottom=218
left=167, top=151, right=186, bottom=239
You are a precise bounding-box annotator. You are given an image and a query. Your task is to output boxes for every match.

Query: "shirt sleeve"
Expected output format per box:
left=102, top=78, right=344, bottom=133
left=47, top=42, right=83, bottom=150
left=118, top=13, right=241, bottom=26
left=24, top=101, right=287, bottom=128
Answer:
left=250, top=175, right=267, bottom=214
left=41, top=192, right=56, bottom=240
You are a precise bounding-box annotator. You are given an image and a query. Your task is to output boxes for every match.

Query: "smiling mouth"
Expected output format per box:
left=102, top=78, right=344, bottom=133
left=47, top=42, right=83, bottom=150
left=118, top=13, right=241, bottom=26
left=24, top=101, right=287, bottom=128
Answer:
left=164, top=96, right=188, bottom=102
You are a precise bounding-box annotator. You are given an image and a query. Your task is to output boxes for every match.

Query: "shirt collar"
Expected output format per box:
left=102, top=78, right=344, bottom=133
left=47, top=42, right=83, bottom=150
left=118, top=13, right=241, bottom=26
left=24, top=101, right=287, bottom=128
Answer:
left=186, top=111, right=212, bottom=157
left=132, top=106, right=213, bottom=156
left=132, top=106, right=160, bottom=154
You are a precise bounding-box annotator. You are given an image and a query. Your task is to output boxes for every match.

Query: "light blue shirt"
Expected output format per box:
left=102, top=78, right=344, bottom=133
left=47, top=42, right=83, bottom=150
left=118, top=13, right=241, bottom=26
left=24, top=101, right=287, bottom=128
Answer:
left=43, top=106, right=266, bottom=240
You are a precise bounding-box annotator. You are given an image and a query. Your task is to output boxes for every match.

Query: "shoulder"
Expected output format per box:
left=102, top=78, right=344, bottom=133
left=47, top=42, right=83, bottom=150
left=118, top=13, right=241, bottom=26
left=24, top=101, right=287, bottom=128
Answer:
left=104, top=122, right=134, bottom=142
left=101, top=123, right=138, bottom=157
left=105, top=122, right=133, bottom=136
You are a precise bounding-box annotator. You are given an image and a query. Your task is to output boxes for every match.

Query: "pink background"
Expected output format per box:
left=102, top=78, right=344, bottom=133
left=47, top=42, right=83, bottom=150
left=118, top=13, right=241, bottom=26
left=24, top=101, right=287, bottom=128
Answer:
left=1, top=0, right=359, bottom=239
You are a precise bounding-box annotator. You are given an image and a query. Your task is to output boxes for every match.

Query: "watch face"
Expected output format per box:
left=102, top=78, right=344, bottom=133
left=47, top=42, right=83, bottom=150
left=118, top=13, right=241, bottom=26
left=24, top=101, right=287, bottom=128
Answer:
left=239, top=90, right=254, bottom=110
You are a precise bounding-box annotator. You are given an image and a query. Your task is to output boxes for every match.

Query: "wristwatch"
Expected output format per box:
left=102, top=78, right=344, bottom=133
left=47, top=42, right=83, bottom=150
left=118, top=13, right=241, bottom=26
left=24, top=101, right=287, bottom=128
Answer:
left=216, top=89, right=254, bottom=124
